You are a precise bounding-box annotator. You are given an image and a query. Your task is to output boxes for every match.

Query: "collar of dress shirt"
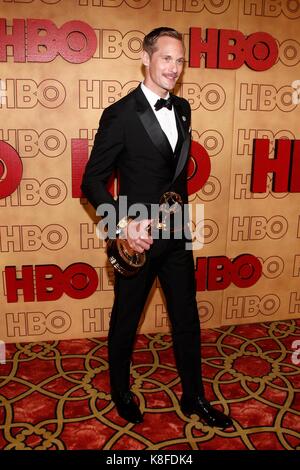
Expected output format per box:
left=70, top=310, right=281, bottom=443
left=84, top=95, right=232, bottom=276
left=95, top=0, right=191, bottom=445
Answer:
left=141, top=82, right=170, bottom=111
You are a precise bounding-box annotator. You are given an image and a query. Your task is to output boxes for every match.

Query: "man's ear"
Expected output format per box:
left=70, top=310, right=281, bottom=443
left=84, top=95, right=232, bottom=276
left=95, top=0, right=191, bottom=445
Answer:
left=141, top=50, right=150, bottom=67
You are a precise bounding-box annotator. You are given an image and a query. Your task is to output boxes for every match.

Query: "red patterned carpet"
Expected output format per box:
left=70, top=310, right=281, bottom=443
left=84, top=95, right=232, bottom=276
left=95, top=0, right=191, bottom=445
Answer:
left=0, top=319, right=300, bottom=450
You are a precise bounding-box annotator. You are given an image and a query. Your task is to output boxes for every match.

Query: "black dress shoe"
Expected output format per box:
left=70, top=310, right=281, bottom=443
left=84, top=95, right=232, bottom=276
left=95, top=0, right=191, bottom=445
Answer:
left=180, top=395, right=233, bottom=429
left=112, top=391, right=143, bottom=424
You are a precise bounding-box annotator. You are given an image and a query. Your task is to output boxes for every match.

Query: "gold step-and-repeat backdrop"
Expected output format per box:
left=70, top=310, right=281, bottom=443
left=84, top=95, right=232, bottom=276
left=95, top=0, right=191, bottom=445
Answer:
left=0, top=0, right=299, bottom=343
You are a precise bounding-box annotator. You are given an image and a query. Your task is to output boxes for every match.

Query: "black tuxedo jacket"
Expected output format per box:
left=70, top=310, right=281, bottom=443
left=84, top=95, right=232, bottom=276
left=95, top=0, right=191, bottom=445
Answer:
left=81, top=84, right=191, bottom=220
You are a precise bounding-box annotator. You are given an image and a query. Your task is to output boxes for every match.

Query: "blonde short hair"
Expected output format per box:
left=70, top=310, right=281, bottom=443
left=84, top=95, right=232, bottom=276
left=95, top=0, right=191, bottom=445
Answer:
left=143, top=27, right=183, bottom=56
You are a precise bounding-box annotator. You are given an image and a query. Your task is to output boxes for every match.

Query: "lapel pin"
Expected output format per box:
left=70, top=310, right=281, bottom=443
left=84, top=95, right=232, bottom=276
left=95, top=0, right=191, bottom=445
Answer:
left=182, top=116, right=186, bottom=121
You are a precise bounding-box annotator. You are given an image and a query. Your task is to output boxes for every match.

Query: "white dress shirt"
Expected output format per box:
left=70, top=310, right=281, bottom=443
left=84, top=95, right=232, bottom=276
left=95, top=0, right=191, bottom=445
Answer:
left=141, top=82, right=178, bottom=152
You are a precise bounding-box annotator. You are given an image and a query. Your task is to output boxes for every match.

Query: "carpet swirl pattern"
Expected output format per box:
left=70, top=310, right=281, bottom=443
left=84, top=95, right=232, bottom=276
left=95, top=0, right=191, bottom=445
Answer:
left=0, top=319, right=299, bottom=450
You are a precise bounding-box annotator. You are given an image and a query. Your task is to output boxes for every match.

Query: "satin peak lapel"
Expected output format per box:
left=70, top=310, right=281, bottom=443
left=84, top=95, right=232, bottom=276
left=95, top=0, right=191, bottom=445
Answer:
left=172, top=101, right=190, bottom=182
left=135, top=88, right=173, bottom=159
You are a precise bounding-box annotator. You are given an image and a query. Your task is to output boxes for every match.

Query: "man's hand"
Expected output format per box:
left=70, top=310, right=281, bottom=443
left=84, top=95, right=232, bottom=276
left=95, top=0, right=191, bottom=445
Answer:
left=123, top=219, right=153, bottom=253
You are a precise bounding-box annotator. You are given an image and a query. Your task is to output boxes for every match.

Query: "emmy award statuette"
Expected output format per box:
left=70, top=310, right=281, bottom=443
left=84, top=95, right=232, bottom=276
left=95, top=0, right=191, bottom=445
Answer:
left=106, top=192, right=183, bottom=277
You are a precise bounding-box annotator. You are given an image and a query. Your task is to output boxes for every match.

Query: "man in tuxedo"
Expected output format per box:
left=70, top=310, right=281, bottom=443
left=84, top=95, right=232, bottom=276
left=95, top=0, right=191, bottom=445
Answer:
left=81, top=27, right=232, bottom=428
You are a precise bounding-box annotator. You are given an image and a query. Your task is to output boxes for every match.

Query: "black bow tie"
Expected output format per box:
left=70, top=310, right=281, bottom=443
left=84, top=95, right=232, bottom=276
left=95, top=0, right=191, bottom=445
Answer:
left=154, top=96, right=173, bottom=111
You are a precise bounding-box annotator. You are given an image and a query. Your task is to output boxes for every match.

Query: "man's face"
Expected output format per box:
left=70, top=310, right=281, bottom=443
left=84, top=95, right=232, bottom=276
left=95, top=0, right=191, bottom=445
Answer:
left=142, top=36, right=185, bottom=97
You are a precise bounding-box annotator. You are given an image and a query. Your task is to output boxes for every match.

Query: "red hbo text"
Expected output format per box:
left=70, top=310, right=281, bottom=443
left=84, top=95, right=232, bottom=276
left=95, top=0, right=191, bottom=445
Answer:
left=5, top=264, right=98, bottom=303
left=0, top=18, right=97, bottom=63
left=251, top=139, right=300, bottom=193
left=0, top=141, right=23, bottom=198
left=195, top=254, right=262, bottom=291
left=189, top=27, right=278, bottom=71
